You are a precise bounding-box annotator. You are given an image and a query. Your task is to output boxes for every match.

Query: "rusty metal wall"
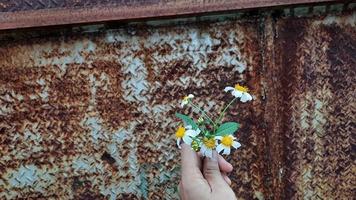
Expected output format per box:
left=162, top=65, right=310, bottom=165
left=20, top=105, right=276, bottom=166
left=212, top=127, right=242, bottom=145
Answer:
left=0, top=3, right=355, bottom=200
left=0, top=0, right=337, bottom=30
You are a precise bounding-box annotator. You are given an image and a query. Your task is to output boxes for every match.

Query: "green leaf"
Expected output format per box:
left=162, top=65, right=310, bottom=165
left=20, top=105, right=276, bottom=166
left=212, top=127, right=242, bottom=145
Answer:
left=175, top=113, right=198, bottom=129
left=215, top=122, right=239, bottom=136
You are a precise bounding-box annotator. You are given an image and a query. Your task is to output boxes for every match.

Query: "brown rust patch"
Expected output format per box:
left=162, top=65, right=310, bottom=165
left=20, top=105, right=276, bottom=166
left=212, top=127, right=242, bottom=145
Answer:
left=0, top=61, right=91, bottom=170
left=42, top=48, right=71, bottom=59
left=0, top=66, right=46, bottom=96
left=92, top=60, right=138, bottom=130
left=48, top=64, right=91, bottom=106
left=72, top=176, right=106, bottom=200
left=324, top=25, right=355, bottom=199
left=117, top=193, right=140, bottom=200
left=276, top=18, right=309, bottom=199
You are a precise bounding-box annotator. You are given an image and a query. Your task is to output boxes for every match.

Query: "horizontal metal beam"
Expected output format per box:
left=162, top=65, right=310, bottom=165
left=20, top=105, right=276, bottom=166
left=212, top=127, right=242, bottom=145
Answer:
left=0, top=0, right=336, bottom=30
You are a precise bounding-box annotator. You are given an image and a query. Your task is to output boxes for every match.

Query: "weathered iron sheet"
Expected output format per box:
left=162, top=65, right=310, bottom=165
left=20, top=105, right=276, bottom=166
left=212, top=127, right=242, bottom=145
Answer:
left=263, top=9, right=356, bottom=199
left=0, top=0, right=337, bottom=30
left=0, top=4, right=355, bottom=200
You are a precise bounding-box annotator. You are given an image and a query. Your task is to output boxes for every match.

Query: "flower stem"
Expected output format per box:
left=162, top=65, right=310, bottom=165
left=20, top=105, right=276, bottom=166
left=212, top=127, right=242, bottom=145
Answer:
left=188, top=102, right=216, bottom=127
left=216, top=97, right=239, bottom=124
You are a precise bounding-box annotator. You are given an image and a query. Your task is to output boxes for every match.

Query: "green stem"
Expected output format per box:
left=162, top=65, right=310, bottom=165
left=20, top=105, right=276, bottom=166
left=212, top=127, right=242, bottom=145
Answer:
left=216, top=97, right=239, bottom=124
left=188, top=102, right=216, bottom=127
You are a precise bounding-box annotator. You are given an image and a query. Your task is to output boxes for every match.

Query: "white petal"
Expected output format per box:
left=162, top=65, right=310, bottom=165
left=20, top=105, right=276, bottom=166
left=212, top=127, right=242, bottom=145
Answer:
left=240, top=93, right=252, bottom=102
left=181, top=101, right=187, bottom=107
left=224, top=86, right=234, bottom=92
left=185, top=129, right=199, bottom=137
left=185, top=130, right=195, bottom=136
left=200, top=145, right=207, bottom=155
left=188, top=94, right=194, bottom=98
left=206, top=149, right=213, bottom=158
left=232, top=141, right=241, bottom=149
left=191, top=130, right=200, bottom=137
left=177, top=138, right=181, bottom=148
left=232, top=90, right=243, bottom=98
left=215, top=136, right=223, bottom=141
left=184, top=128, right=200, bottom=137
left=182, top=136, right=193, bottom=145
left=216, top=144, right=224, bottom=153
left=224, top=86, right=235, bottom=92
left=223, top=147, right=231, bottom=155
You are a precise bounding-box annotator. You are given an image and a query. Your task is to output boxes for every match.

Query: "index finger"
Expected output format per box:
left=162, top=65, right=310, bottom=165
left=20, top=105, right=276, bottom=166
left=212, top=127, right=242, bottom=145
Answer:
left=218, top=155, right=233, bottom=173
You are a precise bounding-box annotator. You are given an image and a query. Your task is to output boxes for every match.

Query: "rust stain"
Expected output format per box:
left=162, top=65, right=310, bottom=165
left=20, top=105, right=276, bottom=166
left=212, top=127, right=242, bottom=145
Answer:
left=276, top=17, right=310, bottom=200
left=0, top=0, right=335, bottom=30
left=269, top=9, right=356, bottom=200
left=0, top=4, right=355, bottom=200
left=91, top=60, right=137, bottom=131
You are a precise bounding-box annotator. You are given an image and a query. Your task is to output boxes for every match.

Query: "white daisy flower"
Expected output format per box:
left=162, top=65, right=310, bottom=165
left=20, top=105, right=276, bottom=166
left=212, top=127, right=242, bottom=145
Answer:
left=200, top=137, right=217, bottom=158
left=215, top=135, right=241, bottom=155
left=224, top=84, right=252, bottom=102
left=175, top=125, right=200, bottom=148
left=181, top=94, right=194, bottom=107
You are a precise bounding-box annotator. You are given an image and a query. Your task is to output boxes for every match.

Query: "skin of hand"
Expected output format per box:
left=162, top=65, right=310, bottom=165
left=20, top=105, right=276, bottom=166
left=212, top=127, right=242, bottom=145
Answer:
left=179, top=144, right=237, bottom=200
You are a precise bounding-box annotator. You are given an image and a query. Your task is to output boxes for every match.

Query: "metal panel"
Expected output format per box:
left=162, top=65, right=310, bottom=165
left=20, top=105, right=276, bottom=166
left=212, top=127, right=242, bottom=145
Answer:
left=0, top=0, right=337, bottom=30
left=0, top=4, right=355, bottom=200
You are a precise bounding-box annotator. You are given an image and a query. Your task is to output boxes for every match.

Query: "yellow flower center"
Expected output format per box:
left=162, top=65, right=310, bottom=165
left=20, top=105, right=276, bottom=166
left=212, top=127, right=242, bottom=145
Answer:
left=183, top=96, right=189, bottom=101
left=175, top=126, right=185, bottom=138
left=203, top=138, right=215, bottom=149
left=221, top=136, right=233, bottom=147
left=234, top=84, right=248, bottom=93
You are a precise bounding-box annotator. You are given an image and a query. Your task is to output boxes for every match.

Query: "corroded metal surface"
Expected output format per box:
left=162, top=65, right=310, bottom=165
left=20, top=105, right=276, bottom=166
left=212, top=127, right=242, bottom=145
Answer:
left=0, top=5, right=355, bottom=200
left=0, top=0, right=334, bottom=12
left=263, top=10, right=356, bottom=199
left=0, top=0, right=336, bottom=30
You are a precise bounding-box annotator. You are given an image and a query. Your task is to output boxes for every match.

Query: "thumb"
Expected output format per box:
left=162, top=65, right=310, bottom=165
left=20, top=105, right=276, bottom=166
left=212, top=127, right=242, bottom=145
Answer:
left=203, top=151, right=228, bottom=190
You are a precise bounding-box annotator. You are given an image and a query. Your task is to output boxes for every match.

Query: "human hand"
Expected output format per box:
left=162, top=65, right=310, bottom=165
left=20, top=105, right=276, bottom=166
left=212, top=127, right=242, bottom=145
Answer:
left=179, top=144, right=237, bottom=200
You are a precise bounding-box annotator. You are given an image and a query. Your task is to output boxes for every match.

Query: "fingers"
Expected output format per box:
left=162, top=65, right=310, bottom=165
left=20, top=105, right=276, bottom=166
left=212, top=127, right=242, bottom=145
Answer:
left=218, top=154, right=233, bottom=173
left=181, top=144, right=203, bottom=180
left=218, top=155, right=233, bottom=185
left=199, top=152, right=233, bottom=173
left=199, top=151, right=233, bottom=185
left=221, top=172, right=232, bottom=185
left=203, top=151, right=229, bottom=189
left=178, top=181, right=187, bottom=200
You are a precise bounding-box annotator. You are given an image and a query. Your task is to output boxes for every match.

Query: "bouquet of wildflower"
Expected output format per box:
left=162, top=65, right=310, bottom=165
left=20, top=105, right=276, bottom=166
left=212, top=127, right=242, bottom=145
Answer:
left=175, top=84, right=252, bottom=158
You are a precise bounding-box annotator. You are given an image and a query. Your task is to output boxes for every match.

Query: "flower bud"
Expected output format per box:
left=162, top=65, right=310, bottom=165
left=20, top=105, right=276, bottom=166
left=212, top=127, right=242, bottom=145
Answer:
left=197, top=117, right=204, bottom=124
left=191, top=140, right=200, bottom=151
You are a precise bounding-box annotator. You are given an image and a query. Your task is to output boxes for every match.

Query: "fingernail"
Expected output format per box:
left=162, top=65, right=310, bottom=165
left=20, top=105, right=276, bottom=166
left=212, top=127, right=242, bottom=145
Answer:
left=211, top=150, right=218, bottom=161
